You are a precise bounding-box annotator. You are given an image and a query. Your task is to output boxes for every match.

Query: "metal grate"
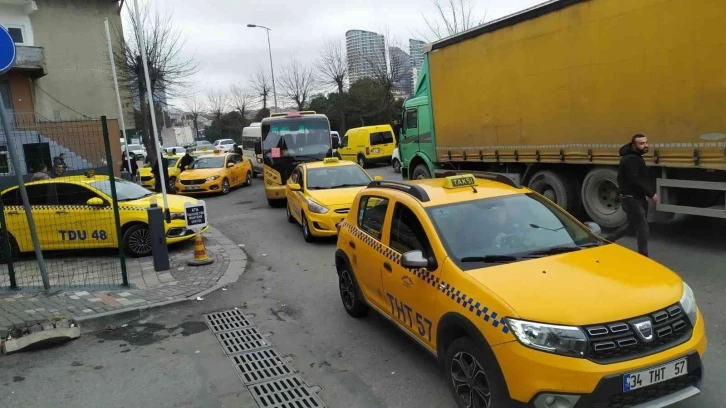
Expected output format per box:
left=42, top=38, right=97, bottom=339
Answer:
left=204, top=309, right=253, bottom=333
left=217, top=326, right=271, bottom=354
left=230, top=347, right=296, bottom=385
left=248, top=375, right=325, bottom=408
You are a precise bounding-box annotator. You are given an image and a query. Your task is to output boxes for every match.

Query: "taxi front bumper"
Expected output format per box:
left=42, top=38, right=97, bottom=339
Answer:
left=165, top=224, right=209, bottom=244
left=305, top=206, right=350, bottom=237
left=494, top=310, right=707, bottom=407
left=176, top=179, right=223, bottom=194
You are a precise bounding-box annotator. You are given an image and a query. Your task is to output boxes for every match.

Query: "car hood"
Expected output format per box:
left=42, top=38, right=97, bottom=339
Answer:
left=467, top=244, right=683, bottom=325
left=122, top=193, right=198, bottom=212
left=307, top=187, right=366, bottom=207
left=178, top=168, right=222, bottom=179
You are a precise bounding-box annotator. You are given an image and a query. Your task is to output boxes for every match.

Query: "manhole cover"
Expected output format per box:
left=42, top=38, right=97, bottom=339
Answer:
left=217, top=326, right=271, bottom=354
left=248, top=375, right=325, bottom=408
left=230, top=347, right=296, bottom=385
left=204, top=309, right=253, bottom=333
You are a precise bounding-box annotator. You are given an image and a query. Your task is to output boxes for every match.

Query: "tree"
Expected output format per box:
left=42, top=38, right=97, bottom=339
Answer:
left=250, top=67, right=272, bottom=110
left=358, top=32, right=408, bottom=123
left=316, top=38, right=348, bottom=131
left=113, top=1, right=196, bottom=160
left=279, top=58, right=317, bottom=111
left=183, top=97, right=205, bottom=139
left=206, top=90, right=228, bottom=140
left=417, top=0, right=486, bottom=41
left=230, top=84, right=252, bottom=125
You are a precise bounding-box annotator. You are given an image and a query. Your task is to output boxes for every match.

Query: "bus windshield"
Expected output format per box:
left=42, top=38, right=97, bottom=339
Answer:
left=261, top=117, right=331, bottom=162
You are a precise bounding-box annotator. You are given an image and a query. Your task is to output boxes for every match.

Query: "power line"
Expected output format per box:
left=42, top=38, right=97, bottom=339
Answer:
left=33, top=82, right=92, bottom=119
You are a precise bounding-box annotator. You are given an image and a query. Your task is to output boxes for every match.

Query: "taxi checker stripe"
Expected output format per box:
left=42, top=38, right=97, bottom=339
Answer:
left=5, top=205, right=147, bottom=211
left=341, top=222, right=510, bottom=335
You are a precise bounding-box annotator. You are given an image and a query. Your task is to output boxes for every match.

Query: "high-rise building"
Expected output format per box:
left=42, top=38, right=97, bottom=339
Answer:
left=409, top=39, right=426, bottom=93
left=346, top=30, right=386, bottom=85
left=389, top=46, right=412, bottom=97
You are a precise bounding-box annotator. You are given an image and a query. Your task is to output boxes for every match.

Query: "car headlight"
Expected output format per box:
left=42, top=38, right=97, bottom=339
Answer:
left=206, top=175, right=220, bottom=181
left=170, top=212, right=185, bottom=220
left=680, top=282, right=698, bottom=326
left=506, top=318, right=588, bottom=357
left=305, top=197, right=328, bottom=214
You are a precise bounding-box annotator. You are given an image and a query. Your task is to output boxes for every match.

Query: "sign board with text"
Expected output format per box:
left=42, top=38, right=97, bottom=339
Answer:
left=184, top=200, right=208, bottom=230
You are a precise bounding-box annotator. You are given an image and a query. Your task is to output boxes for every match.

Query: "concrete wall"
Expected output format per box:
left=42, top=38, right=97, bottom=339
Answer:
left=0, top=3, right=35, bottom=46
left=29, top=0, right=133, bottom=124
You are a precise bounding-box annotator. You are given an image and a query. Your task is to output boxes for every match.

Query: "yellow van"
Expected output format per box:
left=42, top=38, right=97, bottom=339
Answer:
left=338, top=124, right=396, bottom=168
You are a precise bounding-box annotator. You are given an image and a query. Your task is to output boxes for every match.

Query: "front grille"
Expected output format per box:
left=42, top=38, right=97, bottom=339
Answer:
left=334, top=208, right=349, bottom=214
left=591, top=368, right=701, bottom=408
left=140, top=176, right=153, bottom=181
left=180, top=179, right=205, bottom=185
left=583, top=304, right=691, bottom=364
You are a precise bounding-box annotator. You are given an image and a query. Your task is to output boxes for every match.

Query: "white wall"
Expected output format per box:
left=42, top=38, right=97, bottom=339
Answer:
left=0, top=3, right=34, bottom=46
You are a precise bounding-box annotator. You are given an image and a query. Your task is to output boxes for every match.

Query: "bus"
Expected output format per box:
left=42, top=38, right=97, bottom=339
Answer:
left=254, top=111, right=338, bottom=206
left=241, top=122, right=262, bottom=176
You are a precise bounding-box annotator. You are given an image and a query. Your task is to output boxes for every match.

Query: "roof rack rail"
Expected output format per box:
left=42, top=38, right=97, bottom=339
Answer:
left=434, top=170, right=522, bottom=189
left=367, top=180, right=430, bottom=202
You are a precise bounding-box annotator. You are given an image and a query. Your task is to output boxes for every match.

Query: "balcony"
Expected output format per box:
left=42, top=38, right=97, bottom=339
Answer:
left=13, top=45, right=46, bottom=78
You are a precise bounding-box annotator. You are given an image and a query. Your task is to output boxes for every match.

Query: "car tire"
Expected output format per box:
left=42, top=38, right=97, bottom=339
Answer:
left=338, top=263, right=369, bottom=318
left=244, top=171, right=252, bottom=186
left=0, top=232, right=20, bottom=263
left=445, top=337, right=510, bottom=408
left=392, top=158, right=402, bottom=173
left=412, top=163, right=431, bottom=180
left=301, top=213, right=315, bottom=242
left=357, top=154, right=367, bottom=169
left=221, top=178, right=230, bottom=195
left=286, top=202, right=295, bottom=223
left=123, top=224, right=152, bottom=257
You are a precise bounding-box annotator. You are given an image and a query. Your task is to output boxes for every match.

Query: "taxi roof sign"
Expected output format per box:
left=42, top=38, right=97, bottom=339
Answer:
left=323, top=157, right=339, bottom=164
left=443, top=174, right=478, bottom=189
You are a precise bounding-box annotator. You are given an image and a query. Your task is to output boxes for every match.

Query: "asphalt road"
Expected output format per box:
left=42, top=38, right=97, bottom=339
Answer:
left=1, top=164, right=724, bottom=408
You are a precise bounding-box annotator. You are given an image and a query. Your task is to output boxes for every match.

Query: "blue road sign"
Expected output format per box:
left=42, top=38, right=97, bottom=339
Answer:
left=0, top=25, right=17, bottom=74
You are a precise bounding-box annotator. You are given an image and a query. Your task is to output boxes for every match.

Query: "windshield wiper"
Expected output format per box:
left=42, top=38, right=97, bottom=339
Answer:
left=118, top=193, right=153, bottom=201
left=522, top=246, right=581, bottom=258
left=460, top=255, right=519, bottom=263
left=331, top=183, right=367, bottom=189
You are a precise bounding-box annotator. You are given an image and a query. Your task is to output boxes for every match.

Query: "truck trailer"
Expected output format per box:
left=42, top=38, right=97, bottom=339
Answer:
left=400, top=0, right=726, bottom=228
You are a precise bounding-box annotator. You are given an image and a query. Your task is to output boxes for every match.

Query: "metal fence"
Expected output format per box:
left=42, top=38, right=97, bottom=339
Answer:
left=0, top=112, right=128, bottom=291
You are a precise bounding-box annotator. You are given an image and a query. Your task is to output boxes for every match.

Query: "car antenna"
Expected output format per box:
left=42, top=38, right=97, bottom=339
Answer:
left=471, top=185, right=477, bottom=193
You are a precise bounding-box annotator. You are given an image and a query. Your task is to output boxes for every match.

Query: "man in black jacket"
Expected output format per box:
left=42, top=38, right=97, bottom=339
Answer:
left=608, top=134, right=658, bottom=256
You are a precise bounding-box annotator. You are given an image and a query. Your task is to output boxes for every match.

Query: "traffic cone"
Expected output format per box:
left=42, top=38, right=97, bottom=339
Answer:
left=188, top=233, right=213, bottom=266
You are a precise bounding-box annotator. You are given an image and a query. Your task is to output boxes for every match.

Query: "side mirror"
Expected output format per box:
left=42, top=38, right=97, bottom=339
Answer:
left=373, top=175, right=383, bottom=181
left=87, top=197, right=105, bottom=207
left=401, top=250, right=429, bottom=268
left=227, top=162, right=235, bottom=168
left=254, top=141, right=262, bottom=155
left=584, top=221, right=602, bottom=235
left=288, top=183, right=302, bottom=191
left=332, top=137, right=339, bottom=149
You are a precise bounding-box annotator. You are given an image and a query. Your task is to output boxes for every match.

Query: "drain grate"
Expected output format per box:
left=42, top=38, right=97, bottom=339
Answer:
left=248, top=375, right=325, bottom=408
left=217, top=326, right=271, bottom=354
left=230, top=348, right=296, bottom=385
left=204, top=309, right=253, bottom=333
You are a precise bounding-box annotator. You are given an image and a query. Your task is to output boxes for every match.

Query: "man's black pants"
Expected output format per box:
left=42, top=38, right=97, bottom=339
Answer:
left=607, top=196, right=649, bottom=256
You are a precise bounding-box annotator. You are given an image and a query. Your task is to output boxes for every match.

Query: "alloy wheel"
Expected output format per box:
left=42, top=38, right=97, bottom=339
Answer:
left=450, top=351, right=491, bottom=408
left=128, top=228, right=151, bottom=256
left=339, top=270, right=355, bottom=310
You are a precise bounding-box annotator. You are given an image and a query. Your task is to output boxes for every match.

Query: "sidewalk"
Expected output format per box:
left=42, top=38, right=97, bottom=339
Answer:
left=0, top=227, right=246, bottom=342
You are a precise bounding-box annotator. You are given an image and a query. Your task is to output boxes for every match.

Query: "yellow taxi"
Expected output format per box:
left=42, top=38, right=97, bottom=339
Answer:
left=0, top=173, right=208, bottom=259
left=138, top=153, right=187, bottom=190
left=334, top=171, right=706, bottom=408
left=175, top=151, right=252, bottom=195
left=285, top=157, right=381, bottom=242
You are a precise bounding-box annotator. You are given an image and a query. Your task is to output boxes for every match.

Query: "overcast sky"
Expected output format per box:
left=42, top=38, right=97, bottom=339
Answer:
left=125, top=0, right=543, bottom=109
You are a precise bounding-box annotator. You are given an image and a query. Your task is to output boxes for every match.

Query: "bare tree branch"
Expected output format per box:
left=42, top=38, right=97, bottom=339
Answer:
left=230, top=84, right=253, bottom=122
left=316, top=38, right=348, bottom=95
left=206, top=90, right=228, bottom=137
left=415, top=0, right=486, bottom=42
left=249, top=67, right=272, bottom=110
left=183, top=97, right=205, bottom=139
left=360, top=30, right=407, bottom=98
left=279, top=58, right=317, bottom=111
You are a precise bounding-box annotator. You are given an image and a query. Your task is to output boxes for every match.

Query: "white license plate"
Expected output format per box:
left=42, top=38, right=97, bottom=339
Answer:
left=372, top=148, right=381, bottom=153
left=185, top=185, right=201, bottom=191
left=623, top=358, right=687, bottom=392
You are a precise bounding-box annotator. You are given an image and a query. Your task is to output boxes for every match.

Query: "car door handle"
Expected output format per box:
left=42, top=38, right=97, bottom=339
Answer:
left=349, top=241, right=355, bottom=249
left=383, top=262, right=392, bottom=272
left=7, top=211, right=20, bottom=215
left=56, top=210, right=69, bottom=214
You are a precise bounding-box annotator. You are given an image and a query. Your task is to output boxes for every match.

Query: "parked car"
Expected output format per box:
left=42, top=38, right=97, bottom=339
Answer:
left=163, top=146, right=187, bottom=155
left=213, top=138, right=236, bottom=153
left=125, top=144, right=147, bottom=161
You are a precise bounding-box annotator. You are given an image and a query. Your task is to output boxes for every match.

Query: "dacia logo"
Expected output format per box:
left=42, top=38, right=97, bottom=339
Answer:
left=633, top=319, right=654, bottom=342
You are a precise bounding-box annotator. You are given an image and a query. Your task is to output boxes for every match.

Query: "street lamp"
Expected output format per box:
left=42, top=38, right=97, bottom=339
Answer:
left=247, top=24, right=278, bottom=113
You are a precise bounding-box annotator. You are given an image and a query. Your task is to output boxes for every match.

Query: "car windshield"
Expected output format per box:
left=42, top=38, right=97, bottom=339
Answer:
left=90, top=179, right=154, bottom=201
left=191, top=157, right=224, bottom=169
left=427, top=193, right=604, bottom=269
left=306, top=165, right=371, bottom=190
left=127, top=144, right=143, bottom=150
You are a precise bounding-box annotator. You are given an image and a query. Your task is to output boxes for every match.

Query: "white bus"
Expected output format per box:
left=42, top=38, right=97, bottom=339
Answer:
left=242, top=122, right=262, bottom=175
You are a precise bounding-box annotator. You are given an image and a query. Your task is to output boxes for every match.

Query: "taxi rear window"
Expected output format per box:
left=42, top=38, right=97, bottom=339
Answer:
left=426, top=193, right=602, bottom=269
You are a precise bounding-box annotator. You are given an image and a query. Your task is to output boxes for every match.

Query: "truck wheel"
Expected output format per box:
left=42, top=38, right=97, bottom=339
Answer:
left=528, top=170, right=579, bottom=213
left=582, top=167, right=627, bottom=228
left=412, top=163, right=431, bottom=180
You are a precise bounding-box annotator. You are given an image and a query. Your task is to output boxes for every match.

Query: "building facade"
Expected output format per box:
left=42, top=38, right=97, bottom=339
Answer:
left=345, top=29, right=386, bottom=85
left=389, top=46, right=412, bottom=97
left=409, top=39, right=426, bottom=92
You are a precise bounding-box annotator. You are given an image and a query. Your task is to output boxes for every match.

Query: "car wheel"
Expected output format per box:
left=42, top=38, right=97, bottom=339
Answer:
left=244, top=171, right=252, bottom=186
left=338, top=264, right=369, bottom=318
left=221, top=178, right=230, bottom=194
left=286, top=202, right=295, bottom=223
left=357, top=155, right=367, bottom=169
left=412, top=163, right=431, bottom=180
left=123, top=224, right=152, bottom=257
left=0, top=231, right=20, bottom=263
left=392, top=159, right=401, bottom=173
left=445, top=337, right=509, bottom=408
left=301, top=213, right=315, bottom=242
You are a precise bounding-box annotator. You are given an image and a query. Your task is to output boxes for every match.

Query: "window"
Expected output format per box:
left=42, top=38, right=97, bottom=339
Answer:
left=54, top=183, right=100, bottom=206
left=227, top=154, right=241, bottom=165
left=390, top=204, right=433, bottom=259
left=7, top=27, right=23, bottom=44
left=289, top=167, right=303, bottom=186
left=340, top=135, right=348, bottom=148
left=1, top=188, right=19, bottom=206
left=24, top=184, right=56, bottom=206
left=406, top=109, right=418, bottom=129
left=357, top=196, right=389, bottom=240
left=370, top=131, right=394, bottom=146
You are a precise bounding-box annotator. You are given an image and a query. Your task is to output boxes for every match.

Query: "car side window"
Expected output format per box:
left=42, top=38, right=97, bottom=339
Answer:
left=341, top=135, right=348, bottom=148
left=1, top=188, right=20, bottom=206
left=358, top=195, right=389, bottom=240
left=390, top=203, right=433, bottom=260
left=26, top=184, right=57, bottom=206
left=406, top=109, right=418, bottom=129
left=290, top=167, right=301, bottom=185
left=54, top=183, right=100, bottom=206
